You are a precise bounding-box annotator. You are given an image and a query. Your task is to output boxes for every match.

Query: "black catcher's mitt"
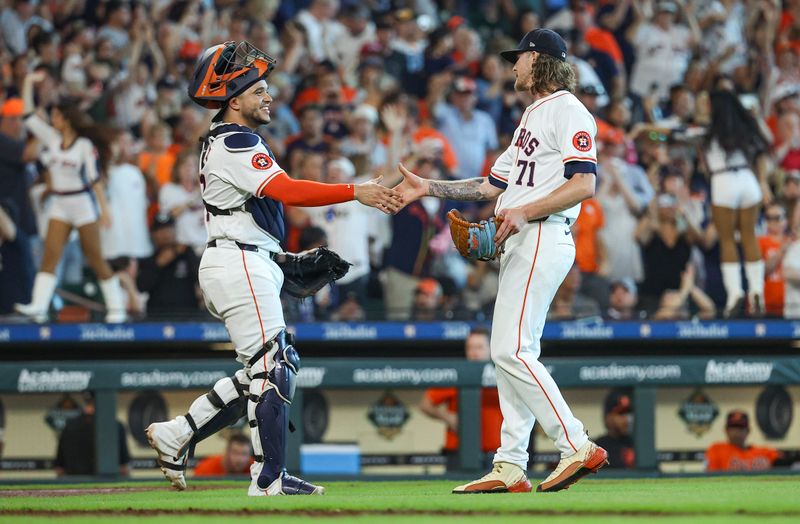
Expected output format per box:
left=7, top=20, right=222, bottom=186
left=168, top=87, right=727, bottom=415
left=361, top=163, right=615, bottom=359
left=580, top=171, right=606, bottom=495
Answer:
left=277, top=247, right=351, bottom=298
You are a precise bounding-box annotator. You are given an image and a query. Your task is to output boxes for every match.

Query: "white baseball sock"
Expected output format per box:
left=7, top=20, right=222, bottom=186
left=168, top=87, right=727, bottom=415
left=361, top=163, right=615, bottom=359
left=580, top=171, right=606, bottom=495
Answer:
left=99, top=275, right=126, bottom=322
left=721, top=262, right=744, bottom=309
left=744, top=260, right=765, bottom=296
left=16, top=272, right=57, bottom=316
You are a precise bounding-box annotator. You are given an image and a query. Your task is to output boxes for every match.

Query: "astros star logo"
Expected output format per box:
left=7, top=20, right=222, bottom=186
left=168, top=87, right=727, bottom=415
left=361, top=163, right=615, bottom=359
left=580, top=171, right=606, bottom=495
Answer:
left=572, top=131, right=592, bottom=152
left=251, top=152, right=273, bottom=170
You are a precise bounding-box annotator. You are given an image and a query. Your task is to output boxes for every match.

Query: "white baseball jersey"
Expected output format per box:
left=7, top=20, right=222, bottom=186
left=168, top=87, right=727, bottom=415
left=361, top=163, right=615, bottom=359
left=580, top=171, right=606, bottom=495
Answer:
left=200, top=122, right=287, bottom=252
left=489, top=90, right=597, bottom=221
left=25, top=114, right=100, bottom=193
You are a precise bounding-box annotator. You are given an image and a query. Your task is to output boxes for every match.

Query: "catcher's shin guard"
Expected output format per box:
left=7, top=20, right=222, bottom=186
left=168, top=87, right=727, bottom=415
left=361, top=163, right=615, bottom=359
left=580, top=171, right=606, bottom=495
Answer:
left=247, top=330, right=299, bottom=489
left=186, top=396, right=247, bottom=454
left=183, top=370, right=250, bottom=455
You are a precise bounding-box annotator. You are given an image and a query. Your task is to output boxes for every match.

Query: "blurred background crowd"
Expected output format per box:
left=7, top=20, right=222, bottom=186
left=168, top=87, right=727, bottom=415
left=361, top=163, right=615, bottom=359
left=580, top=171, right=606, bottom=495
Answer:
left=0, top=0, right=799, bottom=323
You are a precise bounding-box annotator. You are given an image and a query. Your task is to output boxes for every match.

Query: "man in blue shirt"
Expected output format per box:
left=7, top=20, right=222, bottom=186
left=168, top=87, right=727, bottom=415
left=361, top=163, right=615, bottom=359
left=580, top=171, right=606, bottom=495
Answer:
left=430, top=76, right=498, bottom=180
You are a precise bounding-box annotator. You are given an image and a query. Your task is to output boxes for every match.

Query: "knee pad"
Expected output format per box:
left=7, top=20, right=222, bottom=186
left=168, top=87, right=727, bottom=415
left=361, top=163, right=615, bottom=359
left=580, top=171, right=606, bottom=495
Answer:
left=249, top=329, right=300, bottom=404
left=270, top=331, right=300, bottom=403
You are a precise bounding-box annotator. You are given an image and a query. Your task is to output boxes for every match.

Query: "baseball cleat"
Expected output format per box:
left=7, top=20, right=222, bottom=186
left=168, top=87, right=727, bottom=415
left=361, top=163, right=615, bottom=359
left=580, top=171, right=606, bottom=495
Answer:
left=248, top=471, right=325, bottom=496
left=146, top=421, right=191, bottom=491
left=452, top=462, right=532, bottom=494
left=536, top=440, right=608, bottom=492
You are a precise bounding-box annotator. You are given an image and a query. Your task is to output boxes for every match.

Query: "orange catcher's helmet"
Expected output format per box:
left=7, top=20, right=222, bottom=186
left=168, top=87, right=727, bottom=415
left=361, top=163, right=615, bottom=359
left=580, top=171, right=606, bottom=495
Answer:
left=188, top=41, right=277, bottom=109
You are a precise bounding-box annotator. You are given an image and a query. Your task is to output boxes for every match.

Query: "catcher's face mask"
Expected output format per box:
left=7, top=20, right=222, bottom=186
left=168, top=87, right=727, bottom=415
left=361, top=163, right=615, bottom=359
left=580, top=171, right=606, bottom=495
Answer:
left=189, top=41, right=277, bottom=109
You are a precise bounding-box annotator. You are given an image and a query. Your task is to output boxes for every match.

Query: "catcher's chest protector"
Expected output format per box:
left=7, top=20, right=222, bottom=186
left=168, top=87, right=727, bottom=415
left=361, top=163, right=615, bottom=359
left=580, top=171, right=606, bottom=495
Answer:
left=200, top=123, right=286, bottom=248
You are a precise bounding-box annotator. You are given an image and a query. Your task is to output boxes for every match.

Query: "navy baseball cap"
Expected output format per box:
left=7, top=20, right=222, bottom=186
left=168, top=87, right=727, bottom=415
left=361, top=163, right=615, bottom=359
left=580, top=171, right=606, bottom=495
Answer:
left=604, top=389, right=632, bottom=415
left=500, top=28, right=568, bottom=63
left=726, top=410, right=749, bottom=429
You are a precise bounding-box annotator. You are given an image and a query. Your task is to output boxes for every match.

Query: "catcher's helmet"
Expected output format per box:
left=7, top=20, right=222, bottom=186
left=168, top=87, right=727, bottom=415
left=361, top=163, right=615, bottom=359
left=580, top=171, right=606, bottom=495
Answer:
left=188, top=41, right=277, bottom=109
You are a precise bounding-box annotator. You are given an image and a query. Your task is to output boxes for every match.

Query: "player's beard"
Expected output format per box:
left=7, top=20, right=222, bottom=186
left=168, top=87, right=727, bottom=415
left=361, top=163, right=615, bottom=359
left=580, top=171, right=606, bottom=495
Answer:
left=247, top=104, right=271, bottom=127
left=514, top=58, right=535, bottom=92
left=515, top=71, right=533, bottom=92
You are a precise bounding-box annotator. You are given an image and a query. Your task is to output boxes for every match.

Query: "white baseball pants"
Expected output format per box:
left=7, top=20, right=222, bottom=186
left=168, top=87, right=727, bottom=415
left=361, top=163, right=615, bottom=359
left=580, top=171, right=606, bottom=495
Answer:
left=491, top=220, right=588, bottom=468
left=199, top=241, right=285, bottom=366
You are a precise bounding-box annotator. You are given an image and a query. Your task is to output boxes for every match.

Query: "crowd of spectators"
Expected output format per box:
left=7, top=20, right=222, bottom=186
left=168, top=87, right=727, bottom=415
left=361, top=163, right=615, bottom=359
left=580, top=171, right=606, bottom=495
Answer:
left=1, top=0, right=800, bottom=323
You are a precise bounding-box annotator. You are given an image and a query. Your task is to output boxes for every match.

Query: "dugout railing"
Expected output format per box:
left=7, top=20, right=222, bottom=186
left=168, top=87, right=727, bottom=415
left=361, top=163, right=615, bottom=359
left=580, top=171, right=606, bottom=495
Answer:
left=1, top=356, right=799, bottom=476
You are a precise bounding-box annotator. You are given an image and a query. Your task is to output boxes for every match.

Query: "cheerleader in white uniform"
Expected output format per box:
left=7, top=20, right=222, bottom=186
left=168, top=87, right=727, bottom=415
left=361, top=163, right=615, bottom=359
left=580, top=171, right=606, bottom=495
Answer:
left=14, top=72, right=125, bottom=322
left=703, top=89, right=771, bottom=317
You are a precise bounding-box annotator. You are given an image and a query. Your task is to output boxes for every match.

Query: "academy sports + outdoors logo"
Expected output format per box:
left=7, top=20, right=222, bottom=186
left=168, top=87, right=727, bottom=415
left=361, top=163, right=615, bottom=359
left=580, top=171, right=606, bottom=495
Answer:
left=251, top=152, right=273, bottom=170
left=572, top=131, right=592, bottom=152
left=353, top=366, right=458, bottom=385
left=297, top=367, right=326, bottom=388
left=704, top=360, right=773, bottom=383
left=578, top=363, right=681, bottom=382
left=120, top=370, right=227, bottom=388
left=17, top=368, right=93, bottom=392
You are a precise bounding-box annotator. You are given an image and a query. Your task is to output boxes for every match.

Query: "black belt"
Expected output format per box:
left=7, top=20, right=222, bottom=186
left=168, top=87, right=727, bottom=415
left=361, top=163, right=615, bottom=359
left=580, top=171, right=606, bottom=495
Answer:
left=204, top=200, right=242, bottom=216
left=52, top=178, right=100, bottom=196
left=206, top=240, right=279, bottom=260
left=532, top=215, right=571, bottom=225
left=52, top=187, right=91, bottom=196
left=711, top=165, right=749, bottom=175
left=206, top=239, right=258, bottom=252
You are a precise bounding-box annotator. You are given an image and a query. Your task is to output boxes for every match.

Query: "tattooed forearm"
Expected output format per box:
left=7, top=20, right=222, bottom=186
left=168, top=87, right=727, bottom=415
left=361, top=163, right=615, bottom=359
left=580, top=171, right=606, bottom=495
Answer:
left=427, top=178, right=489, bottom=201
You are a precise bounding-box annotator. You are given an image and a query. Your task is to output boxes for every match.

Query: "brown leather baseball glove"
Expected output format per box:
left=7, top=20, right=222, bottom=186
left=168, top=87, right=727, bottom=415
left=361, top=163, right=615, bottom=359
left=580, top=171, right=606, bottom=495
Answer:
left=447, top=209, right=504, bottom=261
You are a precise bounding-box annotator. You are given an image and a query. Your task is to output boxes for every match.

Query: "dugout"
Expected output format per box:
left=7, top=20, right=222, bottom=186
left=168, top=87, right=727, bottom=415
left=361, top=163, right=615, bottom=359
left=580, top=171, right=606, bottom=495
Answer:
left=1, top=318, right=799, bottom=480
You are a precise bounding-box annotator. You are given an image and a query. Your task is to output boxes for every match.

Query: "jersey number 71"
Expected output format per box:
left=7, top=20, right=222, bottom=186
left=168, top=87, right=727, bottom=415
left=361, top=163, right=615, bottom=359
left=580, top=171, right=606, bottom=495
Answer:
left=516, top=159, right=535, bottom=187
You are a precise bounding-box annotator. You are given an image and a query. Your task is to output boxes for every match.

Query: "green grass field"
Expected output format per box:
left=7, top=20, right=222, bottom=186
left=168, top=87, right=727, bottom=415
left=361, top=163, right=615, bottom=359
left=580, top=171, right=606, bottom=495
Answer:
left=1, top=476, right=798, bottom=523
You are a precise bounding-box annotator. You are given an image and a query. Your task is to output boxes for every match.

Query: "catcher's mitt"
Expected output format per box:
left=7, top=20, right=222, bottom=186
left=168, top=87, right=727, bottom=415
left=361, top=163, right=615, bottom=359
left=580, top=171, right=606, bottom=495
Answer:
left=447, top=209, right=504, bottom=261
left=277, top=247, right=351, bottom=298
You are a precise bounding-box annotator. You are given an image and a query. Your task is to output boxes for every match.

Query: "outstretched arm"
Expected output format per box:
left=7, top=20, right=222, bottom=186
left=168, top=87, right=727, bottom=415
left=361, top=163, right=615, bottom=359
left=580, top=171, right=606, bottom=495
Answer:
left=261, top=172, right=403, bottom=214
left=393, top=162, right=504, bottom=204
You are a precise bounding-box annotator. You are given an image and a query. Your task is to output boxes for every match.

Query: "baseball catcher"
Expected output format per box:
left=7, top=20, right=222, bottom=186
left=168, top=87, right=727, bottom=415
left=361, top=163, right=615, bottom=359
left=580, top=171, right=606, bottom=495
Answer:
left=144, top=41, right=401, bottom=497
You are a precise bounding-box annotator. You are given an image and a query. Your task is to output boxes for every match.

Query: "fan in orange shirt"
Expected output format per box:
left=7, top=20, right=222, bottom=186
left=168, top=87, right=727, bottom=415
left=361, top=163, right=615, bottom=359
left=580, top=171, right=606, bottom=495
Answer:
left=194, top=434, right=254, bottom=477
left=705, top=410, right=781, bottom=472
left=138, top=123, right=176, bottom=187
left=419, top=327, right=502, bottom=468
left=573, top=198, right=609, bottom=310
left=574, top=198, right=605, bottom=275
left=758, top=204, right=791, bottom=317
